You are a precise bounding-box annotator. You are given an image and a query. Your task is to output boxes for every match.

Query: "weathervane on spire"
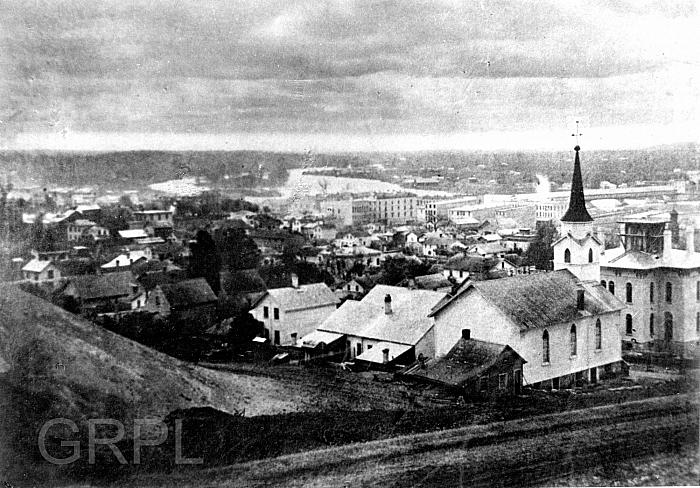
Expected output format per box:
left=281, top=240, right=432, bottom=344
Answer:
left=571, top=120, right=582, bottom=150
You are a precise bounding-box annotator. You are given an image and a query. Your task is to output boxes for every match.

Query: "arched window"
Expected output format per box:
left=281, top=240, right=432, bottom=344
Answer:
left=649, top=313, right=655, bottom=337
left=625, top=283, right=633, bottom=303
left=601, top=280, right=607, bottom=288
left=650, top=282, right=654, bottom=303
left=542, top=330, right=550, bottom=363
left=570, top=324, right=577, bottom=356
left=664, top=312, right=673, bottom=342
left=625, top=314, right=633, bottom=335
left=696, top=311, right=700, bottom=333
left=595, top=319, right=602, bottom=350
left=608, top=281, right=615, bottom=295
left=564, top=248, right=571, bottom=263
left=666, top=282, right=672, bottom=303
left=588, top=248, right=593, bottom=263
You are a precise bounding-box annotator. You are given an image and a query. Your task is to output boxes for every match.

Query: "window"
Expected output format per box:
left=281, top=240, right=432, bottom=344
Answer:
left=650, top=282, right=654, bottom=303
left=542, top=330, right=550, bottom=363
left=608, top=281, right=615, bottom=295
left=273, top=308, right=279, bottom=320
left=595, top=319, right=602, bottom=350
left=625, top=283, right=633, bottom=303
left=601, top=280, right=607, bottom=288
left=625, top=314, right=633, bottom=335
left=274, top=331, right=280, bottom=345
left=355, top=285, right=360, bottom=292
left=650, top=313, right=655, bottom=337
left=155, top=296, right=160, bottom=307
left=479, top=376, right=488, bottom=391
left=570, top=324, right=577, bottom=356
left=498, top=373, right=508, bottom=390
left=697, top=281, right=699, bottom=301
left=697, top=312, right=700, bottom=333
left=263, top=306, right=269, bottom=319
left=564, top=248, right=571, bottom=263
left=664, top=312, right=673, bottom=342
left=356, top=343, right=363, bottom=356
left=666, top=282, right=672, bottom=303
left=588, top=248, right=593, bottom=263
left=47, top=270, right=54, bottom=279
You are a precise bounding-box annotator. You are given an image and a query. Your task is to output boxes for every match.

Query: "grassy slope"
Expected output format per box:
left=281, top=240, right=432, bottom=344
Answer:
left=0, top=284, right=337, bottom=482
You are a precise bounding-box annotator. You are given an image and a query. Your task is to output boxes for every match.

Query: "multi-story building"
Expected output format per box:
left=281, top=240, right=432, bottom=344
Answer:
left=133, top=208, right=174, bottom=226
left=366, top=193, right=420, bottom=226
left=600, top=216, right=700, bottom=357
left=422, top=196, right=481, bottom=223
left=536, top=200, right=568, bottom=222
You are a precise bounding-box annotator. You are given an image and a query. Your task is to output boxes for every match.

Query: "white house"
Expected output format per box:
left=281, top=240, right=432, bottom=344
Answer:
left=307, top=285, right=446, bottom=366
left=21, top=259, right=61, bottom=288
left=250, top=280, right=339, bottom=346
left=429, top=270, right=624, bottom=387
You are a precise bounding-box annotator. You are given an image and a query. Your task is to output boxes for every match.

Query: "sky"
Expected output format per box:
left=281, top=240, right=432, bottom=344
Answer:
left=1, top=0, right=698, bottom=152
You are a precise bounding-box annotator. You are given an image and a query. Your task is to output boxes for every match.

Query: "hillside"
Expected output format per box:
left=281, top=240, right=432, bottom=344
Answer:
left=0, top=284, right=331, bottom=481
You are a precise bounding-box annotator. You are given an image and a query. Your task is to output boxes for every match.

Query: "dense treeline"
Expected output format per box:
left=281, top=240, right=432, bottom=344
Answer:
left=1, top=144, right=696, bottom=191
left=0, top=151, right=298, bottom=189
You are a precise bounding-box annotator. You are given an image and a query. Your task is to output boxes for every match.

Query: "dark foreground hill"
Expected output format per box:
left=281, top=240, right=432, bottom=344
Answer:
left=0, top=284, right=333, bottom=483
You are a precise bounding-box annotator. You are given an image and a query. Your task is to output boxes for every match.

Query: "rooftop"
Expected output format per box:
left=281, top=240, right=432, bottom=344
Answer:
left=158, top=278, right=217, bottom=308
left=265, top=282, right=339, bottom=312
left=601, top=246, right=700, bottom=270
left=66, top=271, right=135, bottom=300
left=430, top=270, right=624, bottom=329
left=319, top=285, right=445, bottom=345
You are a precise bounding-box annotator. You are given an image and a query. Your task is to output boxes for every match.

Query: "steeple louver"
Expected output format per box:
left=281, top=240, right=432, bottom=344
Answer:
left=560, top=145, right=593, bottom=223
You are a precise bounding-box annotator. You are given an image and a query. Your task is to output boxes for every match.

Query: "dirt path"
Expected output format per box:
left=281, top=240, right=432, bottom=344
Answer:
left=128, top=393, right=698, bottom=488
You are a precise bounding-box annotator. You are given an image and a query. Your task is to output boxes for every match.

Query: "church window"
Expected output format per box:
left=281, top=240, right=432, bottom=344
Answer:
left=665, top=282, right=672, bottom=303
left=570, top=325, right=577, bottom=356
left=564, top=249, right=571, bottom=263
left=595, top=319, right=602, bottom=350
left=588, top=248, right=593, bottom=263
left=608, top=281, right=615, bottom=295
left=625, top=283, right=633, bottom=303
left=625, top=314, right=633, bottom=335
left=542, top=330, right=550, bottom=363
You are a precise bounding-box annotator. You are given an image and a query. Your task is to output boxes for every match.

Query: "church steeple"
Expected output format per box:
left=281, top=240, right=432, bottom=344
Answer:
left=560, top=145, right=592, bottom=223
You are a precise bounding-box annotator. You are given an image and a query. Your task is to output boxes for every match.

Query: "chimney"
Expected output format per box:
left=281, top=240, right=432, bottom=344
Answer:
left=462, top=329, right=471, bottom=340
left=577, top=289, right=585, bottom=311
left=384, top=294, right=392, bottom=315
left=686, top=227, right=695, bottom=254
left=291, top=273, right=299, bottom=288
left=382, top=348, right=389, bottom=364
left=663, top=228, right=672, bottom=253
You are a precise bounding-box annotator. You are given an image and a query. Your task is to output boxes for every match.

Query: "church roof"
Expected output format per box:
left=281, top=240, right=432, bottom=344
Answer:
left=560, top=146, right=593, bottom=223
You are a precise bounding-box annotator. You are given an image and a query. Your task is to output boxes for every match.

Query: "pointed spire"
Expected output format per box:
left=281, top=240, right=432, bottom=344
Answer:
left=561, top=145, right=593, bottom=222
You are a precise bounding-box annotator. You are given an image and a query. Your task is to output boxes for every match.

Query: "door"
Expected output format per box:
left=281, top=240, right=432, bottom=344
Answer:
left=513, top=369, right=521, bottom=395
left=274, top=330, right=280, bottom=345
left=590, top=367, right=597, bottom=384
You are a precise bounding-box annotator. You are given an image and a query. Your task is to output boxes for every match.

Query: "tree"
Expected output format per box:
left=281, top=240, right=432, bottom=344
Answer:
left=524, top=221, right=558, bottom=270
left=227, top=313, right=264, bottom=350
left=29, top=216, right=58, bottom=252
left=218, top=228, right=261, bottom=271
left=100, top=206, right=132, bottom=236
left=189, top=229, right=222, bottom=295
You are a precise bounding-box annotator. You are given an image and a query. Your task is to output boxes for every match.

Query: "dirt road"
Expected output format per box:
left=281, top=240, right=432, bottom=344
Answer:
left=132, top=393, right=698, bottom=488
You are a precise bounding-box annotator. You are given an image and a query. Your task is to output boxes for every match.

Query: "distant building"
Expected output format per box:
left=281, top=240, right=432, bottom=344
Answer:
left=21, top=259, right=61, bottom=289
left=133, top=209, right=174, bottom=226
left=250, top=279, right=339, bottom=346
left=63, top=271, right=139, bottom=314
left=144, top=278, right=217, bottom=324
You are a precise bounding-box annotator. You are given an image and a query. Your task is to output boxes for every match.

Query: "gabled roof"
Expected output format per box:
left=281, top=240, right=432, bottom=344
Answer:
left=405, top=338, right=524, bottom=386
left=318, top=285, right=445, bottom=345
left=101, top=250, right=149, bottom=269
left=66, top=271, right=135, bottom=300
left=158, top=278, right=217, bottom=309
left=429, top=269, right=624, bottom=329
left=22, top=259, right=55, bottom=273
left=551, top=232, right=602, bottom=248
left=413, top=273, right=451, bottom=290
left=263, top=282, right=339, bottom=312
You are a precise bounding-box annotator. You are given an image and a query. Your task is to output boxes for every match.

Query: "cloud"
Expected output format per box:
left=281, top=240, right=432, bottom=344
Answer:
left=1, top=0, right=698, bottom=146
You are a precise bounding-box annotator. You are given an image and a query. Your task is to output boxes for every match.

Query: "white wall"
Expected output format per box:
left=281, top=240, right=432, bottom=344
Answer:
left=252, top=296, right=338, bottom=346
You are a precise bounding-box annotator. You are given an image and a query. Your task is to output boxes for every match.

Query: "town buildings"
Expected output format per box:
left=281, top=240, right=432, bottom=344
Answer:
left=600, top=216, right=700, bottom=357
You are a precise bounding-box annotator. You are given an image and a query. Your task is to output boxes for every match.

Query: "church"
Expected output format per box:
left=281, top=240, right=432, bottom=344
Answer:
left=430, top=146, right=626, bottom=388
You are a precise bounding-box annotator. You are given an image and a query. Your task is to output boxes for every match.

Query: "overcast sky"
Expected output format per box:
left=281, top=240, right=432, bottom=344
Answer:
left=1, top=0, right=698, bottom=151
